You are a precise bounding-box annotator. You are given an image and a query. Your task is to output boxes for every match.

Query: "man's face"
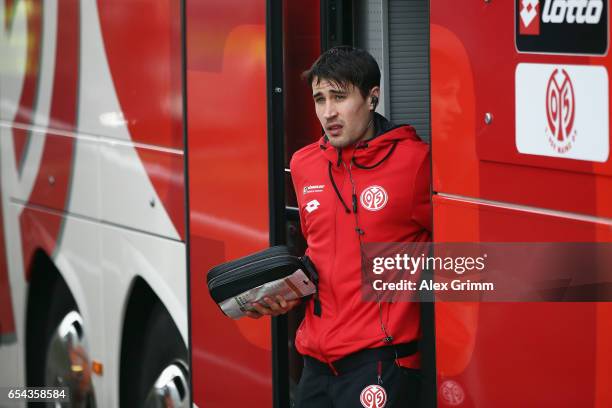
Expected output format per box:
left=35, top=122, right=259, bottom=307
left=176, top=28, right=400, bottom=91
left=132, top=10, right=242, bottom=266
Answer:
left=312, top=78, right=377, bottom=148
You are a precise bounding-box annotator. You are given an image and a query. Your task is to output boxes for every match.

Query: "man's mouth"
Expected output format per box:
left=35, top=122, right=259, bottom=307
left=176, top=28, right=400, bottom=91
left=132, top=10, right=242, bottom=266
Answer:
left=326, top=124, right=343, bottom=137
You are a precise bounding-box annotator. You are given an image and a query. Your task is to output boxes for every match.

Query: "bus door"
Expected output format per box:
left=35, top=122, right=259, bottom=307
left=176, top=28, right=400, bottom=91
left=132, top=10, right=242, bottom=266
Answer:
left=186, top=0, right=273, bottom=406
left=187, top=1, right=319, bottom=407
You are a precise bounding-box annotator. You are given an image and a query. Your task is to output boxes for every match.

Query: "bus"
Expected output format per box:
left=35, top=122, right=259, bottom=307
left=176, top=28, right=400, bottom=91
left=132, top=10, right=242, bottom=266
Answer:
left=1, top=0, right=610, bottom=407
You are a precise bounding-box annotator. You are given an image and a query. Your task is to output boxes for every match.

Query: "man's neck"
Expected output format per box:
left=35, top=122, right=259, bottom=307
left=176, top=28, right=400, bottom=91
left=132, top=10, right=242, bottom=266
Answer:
left=347, top=116, right=375, bottom=148
left=362, top=117, right=376, bottom=141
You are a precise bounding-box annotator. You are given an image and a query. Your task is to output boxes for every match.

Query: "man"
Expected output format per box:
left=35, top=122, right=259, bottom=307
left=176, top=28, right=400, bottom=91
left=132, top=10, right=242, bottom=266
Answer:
left=248, top=46, right=431, bottom=407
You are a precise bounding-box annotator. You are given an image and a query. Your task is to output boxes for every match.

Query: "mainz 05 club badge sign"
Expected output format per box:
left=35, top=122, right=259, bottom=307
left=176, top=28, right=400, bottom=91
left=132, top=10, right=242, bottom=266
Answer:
left=515, top=63, right=609, bottom=162
left=516, top=0, right=608, bottom=55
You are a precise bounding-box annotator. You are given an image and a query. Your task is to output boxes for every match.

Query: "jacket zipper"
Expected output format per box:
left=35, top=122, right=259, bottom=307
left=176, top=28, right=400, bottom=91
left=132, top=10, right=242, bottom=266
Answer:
left=318, top=161, right=357, bottom=366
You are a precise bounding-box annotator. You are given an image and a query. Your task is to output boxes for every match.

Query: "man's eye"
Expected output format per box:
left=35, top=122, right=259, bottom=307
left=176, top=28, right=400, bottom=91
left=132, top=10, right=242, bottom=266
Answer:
left=315, top=98, right=325, bottom=104
left=335, top=95, right=346, bottom=100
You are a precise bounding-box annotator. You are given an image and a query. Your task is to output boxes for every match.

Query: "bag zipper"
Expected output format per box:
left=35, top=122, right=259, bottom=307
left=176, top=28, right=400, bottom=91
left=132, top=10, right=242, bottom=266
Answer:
left=207, top=246, right=288, bottom=283
left=207, top=255, right=299, bottom=288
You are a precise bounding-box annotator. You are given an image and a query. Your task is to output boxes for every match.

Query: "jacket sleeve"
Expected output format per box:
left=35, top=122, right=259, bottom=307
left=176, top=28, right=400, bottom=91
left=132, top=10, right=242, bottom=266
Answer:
left=289, top=156, right=309, bottom=242
left=411, top=150, right=432, bottom=233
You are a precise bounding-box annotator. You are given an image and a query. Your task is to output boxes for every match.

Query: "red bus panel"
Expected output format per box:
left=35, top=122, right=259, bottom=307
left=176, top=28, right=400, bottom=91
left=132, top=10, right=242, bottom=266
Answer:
left=433, top=196, right=612, bottom=407
left=432, top=1, right=612, bottom=406
left=187, top=1, right=272, bottom=406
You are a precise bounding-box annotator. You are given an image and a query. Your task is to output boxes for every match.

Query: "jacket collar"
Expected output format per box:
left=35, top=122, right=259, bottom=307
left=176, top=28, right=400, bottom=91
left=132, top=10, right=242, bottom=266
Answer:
left=319, top=113, right=420, bottom=168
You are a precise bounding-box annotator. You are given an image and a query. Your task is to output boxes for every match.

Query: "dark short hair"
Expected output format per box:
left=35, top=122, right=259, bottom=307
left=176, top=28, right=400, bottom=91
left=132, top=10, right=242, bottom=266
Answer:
left=302, top=46, right=380, bottom=98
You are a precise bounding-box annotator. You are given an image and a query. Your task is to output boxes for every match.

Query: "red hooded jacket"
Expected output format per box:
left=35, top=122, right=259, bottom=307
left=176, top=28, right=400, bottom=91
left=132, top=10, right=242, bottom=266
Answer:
left=290, top=115, right=432, bottom=368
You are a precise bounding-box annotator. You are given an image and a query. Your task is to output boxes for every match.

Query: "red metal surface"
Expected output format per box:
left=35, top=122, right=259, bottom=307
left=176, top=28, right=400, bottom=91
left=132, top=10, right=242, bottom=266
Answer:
left=431, top=1, right=612, bottom=406
left=20, top=0, right=79, bottom=279
left=134, top=146, right=185, bottom=239
left=434, top=196, right=612, bottom=407
left=430, top=23, right=479, bottom=199
left=186, top=1, right=272, bottom=406
left=431, top=1, right=612, bottom=216
left=97, top=0, right=185, bottom=238
left=283, top=0, right=322, bottom=164
left=282, top=0, right=322, bottom=209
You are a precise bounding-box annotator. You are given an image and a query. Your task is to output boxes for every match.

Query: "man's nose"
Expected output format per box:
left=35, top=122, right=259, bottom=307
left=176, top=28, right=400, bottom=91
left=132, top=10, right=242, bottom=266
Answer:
left=323, top=101, right=337, bottom=119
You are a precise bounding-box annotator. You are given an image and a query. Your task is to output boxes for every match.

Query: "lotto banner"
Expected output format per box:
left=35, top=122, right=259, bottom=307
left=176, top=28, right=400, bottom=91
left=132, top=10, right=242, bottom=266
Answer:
left=516, top=0, right=608, bottom=54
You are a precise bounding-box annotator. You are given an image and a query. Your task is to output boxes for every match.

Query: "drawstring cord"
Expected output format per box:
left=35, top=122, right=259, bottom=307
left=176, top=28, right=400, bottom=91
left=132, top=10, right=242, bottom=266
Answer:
left=352, top=141, right=398, bottom=169
left=326, top=141, right=397, bottom=214
left=328, top=162, right=351, bottom=214
left=324, top=140, right=400, bottom=363
left=343, top=159, right=396, bottom=356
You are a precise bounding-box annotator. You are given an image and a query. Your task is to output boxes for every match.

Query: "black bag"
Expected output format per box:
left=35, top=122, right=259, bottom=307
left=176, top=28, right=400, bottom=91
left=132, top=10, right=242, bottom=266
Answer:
left=207, top=246, right=318, bottom=318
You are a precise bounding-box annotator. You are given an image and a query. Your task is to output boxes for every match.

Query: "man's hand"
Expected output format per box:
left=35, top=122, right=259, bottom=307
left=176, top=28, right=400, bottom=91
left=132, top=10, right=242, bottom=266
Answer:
left=245, top=295, right=300, bottom=319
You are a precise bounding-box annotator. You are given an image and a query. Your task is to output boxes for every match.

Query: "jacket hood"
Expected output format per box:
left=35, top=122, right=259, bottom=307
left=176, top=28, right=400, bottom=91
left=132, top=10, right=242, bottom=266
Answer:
left=318, top=113, right=421, bottom=168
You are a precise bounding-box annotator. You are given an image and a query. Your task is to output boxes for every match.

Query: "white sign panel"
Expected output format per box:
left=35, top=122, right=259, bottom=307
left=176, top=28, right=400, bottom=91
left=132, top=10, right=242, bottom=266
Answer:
left=515, top=63, right=609, bottom=162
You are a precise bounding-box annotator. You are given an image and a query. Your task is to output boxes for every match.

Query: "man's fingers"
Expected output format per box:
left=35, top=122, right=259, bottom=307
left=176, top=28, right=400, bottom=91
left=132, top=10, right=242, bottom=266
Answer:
left=245, top=310, right=263, bottom=319
left=248, top=297, right=300, bottom=318
left=251, top=302, right=271, bottom=315
left=286, top=299, right=301, bottom=308
left=263, top=297, right=282, bottom=312
left=276, top=295, right=288, bottom=309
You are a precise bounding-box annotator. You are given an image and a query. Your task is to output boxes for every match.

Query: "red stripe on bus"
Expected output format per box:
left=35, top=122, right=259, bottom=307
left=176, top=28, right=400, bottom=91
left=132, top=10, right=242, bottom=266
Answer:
left=98, top=0, right=185, bottom=239
left=20, top=0, right=79, bottom=278
left=134, top=147, right=185, bottom=239
left=11, top=0, right=42, bottom=170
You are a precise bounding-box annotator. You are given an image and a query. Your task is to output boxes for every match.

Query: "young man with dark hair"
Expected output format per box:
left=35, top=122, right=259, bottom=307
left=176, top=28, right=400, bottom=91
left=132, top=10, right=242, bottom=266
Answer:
left=249, top=46, right=432, bottom=408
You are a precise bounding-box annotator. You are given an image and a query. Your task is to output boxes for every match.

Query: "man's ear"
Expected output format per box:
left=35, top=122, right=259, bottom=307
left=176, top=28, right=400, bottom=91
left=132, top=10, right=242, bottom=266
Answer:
left=369, top=86, right=381, bottom=110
